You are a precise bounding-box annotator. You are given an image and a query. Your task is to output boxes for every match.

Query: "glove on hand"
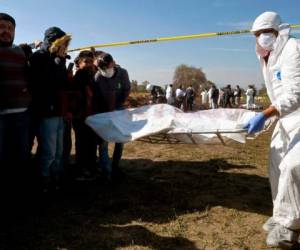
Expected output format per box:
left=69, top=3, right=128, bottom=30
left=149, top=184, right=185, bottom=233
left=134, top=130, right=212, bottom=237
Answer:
left=243, top=112, right=266, bottom=134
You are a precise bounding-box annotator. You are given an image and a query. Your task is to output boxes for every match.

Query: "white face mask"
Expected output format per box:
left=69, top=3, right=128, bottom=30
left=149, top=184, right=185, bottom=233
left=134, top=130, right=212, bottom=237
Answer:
left=257, top=33, right=277, bottom=50
left=100, top=68, right=115, bottom=78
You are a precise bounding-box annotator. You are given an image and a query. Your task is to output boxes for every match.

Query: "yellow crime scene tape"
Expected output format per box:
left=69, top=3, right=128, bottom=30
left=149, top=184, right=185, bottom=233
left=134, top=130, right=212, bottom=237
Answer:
left=68, top=24, right=300, bottom=52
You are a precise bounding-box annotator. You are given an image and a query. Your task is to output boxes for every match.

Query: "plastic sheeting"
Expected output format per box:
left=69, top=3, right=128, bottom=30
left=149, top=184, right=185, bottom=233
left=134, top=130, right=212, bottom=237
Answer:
left=85, top=104, right=274, bottom=144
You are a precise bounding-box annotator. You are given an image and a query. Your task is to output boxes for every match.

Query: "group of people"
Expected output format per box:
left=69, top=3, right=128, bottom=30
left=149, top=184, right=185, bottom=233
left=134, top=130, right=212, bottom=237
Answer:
left=169, top=84, right=196, bottom=111
left=204, top=84, right=237, bottom=109
left=0, top=13, right=131, bottom=196
left=149, top=83, right=258, bottom=112
left=1, top=10, right=300, bottom=249
left=205, top=84, right=256, bottom=109
left=147, top=84, right=196, bottom=111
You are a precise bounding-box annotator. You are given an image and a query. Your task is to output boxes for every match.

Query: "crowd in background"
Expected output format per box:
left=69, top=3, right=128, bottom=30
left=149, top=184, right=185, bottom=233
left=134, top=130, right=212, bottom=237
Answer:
left=148, top=83, right=258, bottom=111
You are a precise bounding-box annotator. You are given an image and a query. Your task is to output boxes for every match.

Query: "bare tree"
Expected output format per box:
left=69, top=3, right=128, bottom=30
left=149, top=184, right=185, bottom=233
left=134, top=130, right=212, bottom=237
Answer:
left=131, top=80, right=138, bottom=92
left=172, top=64, right=207, bottom=92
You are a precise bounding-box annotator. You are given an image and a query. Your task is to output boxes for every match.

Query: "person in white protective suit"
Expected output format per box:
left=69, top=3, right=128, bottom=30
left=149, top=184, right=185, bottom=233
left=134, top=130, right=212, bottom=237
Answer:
left=245, top=85, right=255, bottom=109
left=243, top=11, right=300, bottom=249
left=166, top=84, right=175, bottom=105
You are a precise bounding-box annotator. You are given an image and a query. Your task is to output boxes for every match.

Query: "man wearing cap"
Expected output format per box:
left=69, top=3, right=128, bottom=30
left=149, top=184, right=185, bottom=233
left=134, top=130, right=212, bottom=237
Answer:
left=243, top=11, right=300, bottom=248
left=93, top=52, right=131, bottom=180
left=0, top=13, right=31, bottom=188
left=30, top=27, right=71, bottom=191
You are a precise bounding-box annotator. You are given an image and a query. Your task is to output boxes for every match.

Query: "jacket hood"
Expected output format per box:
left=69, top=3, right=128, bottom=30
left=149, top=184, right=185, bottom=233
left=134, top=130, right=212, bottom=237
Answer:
left=44, top=27, right=66, bottom=44
left=41, top=26, right=71, bottom=52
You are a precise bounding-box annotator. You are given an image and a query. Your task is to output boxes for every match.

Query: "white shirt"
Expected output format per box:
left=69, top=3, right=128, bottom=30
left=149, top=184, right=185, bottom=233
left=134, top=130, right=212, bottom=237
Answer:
left=176, top=88, right=185, bottom=98
left=166, top=86, right=173, bottom=99
left=201, top=90, right=208, bottom=103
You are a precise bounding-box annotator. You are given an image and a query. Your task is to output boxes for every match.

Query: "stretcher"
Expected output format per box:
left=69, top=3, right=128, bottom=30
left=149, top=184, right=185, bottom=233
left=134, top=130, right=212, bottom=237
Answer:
left=85, top=104, right=274, bottom=145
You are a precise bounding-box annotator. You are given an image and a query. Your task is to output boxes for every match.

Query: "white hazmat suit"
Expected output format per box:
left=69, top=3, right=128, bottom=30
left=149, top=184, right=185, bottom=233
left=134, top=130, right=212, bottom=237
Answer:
left=253, top=12, right=300, bottom=229
left=245, top=87, right=254, bottom=109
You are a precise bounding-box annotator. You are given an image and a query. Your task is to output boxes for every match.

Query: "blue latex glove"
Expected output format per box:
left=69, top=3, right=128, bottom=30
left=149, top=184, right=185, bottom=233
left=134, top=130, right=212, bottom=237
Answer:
left=243, top=112, right=266, bottom=134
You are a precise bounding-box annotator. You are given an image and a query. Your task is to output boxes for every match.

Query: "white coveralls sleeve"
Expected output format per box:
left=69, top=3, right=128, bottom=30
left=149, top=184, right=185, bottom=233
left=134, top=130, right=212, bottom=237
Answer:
left=273, top=41, right=300, bottom=116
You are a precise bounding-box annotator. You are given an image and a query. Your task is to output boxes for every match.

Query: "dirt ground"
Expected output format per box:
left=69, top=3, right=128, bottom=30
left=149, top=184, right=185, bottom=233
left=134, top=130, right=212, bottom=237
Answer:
left=0, top=96, right=282, bottom=250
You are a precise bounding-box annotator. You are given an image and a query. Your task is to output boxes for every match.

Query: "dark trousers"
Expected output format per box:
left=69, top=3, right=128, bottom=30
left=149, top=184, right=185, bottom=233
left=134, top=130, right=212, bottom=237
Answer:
left=63, top=118, right=72, bottom=167
left=187, top=97, right=194, bottom=111
left=0, top=111, right=30, bottom=175
left=112, top=143, right=124, bottom=169
left=111, top=107, right=124, bottom=170
left=224, top=95, right=232, bottom=108
left=0, top=111, right=30, bottom=209
left=73, top=118, right=97, bottom=172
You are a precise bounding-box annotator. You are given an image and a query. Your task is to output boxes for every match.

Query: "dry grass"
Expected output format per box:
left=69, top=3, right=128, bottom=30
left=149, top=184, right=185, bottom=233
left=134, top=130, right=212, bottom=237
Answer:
left=1, top=130, right=279, bottom=250
left=1, top=95, right=280, bottom=250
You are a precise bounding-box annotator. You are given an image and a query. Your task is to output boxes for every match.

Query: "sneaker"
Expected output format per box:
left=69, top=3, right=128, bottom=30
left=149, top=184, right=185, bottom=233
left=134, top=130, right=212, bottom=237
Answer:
left=263, top=217, right=277, bottom=232
left=266, top=224, right=299, bottom=248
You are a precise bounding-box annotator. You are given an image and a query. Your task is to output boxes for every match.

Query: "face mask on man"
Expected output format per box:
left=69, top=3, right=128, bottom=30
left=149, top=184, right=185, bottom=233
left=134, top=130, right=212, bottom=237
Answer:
left=257, top=33, right=277, bottom=51
left=100, top=67, right=115, bottom=78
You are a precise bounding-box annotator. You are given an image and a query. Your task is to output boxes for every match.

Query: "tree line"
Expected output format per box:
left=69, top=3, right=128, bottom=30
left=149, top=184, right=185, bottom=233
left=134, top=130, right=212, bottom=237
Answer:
left=131, top=64, right=266, bottom=95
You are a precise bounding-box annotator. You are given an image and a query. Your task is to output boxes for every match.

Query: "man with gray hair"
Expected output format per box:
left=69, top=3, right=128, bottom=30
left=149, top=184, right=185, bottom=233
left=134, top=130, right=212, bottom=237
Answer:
left=244, top=11, right=300, bottom=248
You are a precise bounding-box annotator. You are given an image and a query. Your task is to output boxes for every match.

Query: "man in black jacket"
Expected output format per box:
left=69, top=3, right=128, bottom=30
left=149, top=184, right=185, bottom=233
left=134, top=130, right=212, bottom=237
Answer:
left=30, top=27, right=71, bottom=191
left=93, top=53, right=130, bottom=179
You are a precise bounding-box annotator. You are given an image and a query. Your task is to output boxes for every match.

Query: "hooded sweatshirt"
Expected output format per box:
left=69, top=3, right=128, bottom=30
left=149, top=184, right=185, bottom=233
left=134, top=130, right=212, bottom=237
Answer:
left=93, top=66, right=131, bottom=113
left=29, top=27, right=69, bottom=118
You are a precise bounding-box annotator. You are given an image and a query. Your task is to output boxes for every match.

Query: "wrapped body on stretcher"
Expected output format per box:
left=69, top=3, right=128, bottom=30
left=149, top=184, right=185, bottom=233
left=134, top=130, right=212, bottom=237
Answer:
left=85, top=104, right=275, bottom=145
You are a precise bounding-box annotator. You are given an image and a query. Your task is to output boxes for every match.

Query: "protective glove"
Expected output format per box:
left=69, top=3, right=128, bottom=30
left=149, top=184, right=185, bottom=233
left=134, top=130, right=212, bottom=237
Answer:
left=243, top=112, right=266, bottom=134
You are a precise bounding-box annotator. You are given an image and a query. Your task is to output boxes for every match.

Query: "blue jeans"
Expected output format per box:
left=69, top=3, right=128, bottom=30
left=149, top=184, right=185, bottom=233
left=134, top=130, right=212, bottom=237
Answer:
left=99, top=106, right=124, bottom=173
left=99, top=140, right=111, bottom=172
left=38, top=117, right=64, bottom=178
left=99, top=141, right=124, bottom=173
left=0, top=111, right=30, bottom=175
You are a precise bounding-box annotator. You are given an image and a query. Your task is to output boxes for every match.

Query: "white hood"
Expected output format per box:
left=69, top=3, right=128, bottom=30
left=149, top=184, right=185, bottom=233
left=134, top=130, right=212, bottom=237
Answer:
left=251, top=11, right=290, bottom=36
